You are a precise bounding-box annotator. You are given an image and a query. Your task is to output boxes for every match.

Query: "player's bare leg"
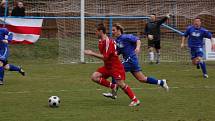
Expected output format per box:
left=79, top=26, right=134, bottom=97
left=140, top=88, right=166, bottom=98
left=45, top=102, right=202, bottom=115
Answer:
left=91, top=72, right=117, bottom=89
left=4, top=64, right=25, bottom=76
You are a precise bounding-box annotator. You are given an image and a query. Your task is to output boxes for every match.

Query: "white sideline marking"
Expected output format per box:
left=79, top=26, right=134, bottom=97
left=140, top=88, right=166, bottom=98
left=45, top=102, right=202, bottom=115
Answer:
left=1, top=86, right=215, bottom=94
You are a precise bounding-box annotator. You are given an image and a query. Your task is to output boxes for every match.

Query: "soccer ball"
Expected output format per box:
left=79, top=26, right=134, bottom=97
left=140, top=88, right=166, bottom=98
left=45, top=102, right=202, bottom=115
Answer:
left=48, top=96, right=60, bottom=107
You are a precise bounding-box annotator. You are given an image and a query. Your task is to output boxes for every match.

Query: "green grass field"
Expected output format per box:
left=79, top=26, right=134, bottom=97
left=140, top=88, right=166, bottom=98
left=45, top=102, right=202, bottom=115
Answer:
left=0, top=39, right=215, bottom=121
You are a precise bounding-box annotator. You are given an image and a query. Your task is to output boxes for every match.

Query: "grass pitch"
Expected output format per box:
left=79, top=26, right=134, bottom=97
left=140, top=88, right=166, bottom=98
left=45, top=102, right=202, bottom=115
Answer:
left=0, top=62, right=215, bottom=121
left=0, top=39, right=215, bottom=121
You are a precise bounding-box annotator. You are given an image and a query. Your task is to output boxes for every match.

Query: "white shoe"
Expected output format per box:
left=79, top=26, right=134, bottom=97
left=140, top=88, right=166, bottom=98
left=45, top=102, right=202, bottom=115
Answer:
left=203, top=74, right=209, bottom=78
left=162, top=79, right=169, bottom=92
left=102, top=92, right=117, bottom=99
left=102, top=91, right=117, bottom=99
left=0, top=81, right=3, bottom=85
left=129, top=100, right=140, bottom=107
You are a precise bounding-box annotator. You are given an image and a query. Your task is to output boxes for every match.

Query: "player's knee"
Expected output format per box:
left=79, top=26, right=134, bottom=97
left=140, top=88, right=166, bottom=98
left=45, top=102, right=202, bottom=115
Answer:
left=148, top=47, right=153, bottom=52
left=136, top=76, right=147, bottom=82
left=0, top=61, right=3, bottom=67
left=4, top=64, right=9, bottom=70
left=197, top=57, right=203, bottom=62
left=133, top=72, right=147, bottom=82
left=91, top=72, right=100, bottom=82
left=192, top=57, right=201, bottom=65
left=116, top=80, right=126, bottom=88
left=192, top=60, right=196, bottom=65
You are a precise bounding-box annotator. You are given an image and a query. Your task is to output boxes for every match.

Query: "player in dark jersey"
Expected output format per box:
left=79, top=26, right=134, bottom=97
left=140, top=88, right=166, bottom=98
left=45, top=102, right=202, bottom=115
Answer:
left=145, top=14, right=171, bottom=64
left=84, top=23, right=140, bottom=106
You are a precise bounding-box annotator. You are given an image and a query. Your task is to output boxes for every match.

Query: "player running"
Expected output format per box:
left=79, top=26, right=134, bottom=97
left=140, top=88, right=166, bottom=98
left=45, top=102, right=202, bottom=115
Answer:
left=181, top=17, right=215, bottom=78
left=0, top=27, right=25, bottom=85
left=103, top=23, right=169, bottom=99
left=84, top=23, right=140, bottom=106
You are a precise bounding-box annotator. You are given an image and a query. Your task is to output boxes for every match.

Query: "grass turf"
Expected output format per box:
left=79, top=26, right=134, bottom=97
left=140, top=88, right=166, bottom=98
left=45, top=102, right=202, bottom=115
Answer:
left=0, top=39, right=215, bottom=121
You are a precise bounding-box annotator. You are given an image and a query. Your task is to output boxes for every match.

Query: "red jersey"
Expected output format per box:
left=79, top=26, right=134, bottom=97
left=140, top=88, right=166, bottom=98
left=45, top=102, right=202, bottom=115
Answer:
left=97, top=37, right=125, bottom=80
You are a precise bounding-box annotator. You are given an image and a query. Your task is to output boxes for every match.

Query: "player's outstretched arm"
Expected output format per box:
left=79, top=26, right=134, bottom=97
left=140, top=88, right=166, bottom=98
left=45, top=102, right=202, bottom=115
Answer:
left=84, top=50, right=104, bottom=60
left=158, top=13, right=171, bottom=25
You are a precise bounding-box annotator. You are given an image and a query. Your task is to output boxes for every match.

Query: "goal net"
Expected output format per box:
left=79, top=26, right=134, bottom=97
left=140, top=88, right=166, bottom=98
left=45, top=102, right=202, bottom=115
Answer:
left=4, top=0, right=215, bottom=63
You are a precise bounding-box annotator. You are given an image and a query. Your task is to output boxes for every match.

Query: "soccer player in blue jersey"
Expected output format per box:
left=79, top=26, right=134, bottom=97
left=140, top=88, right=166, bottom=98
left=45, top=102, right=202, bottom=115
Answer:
left=103, top=23, right=169, bottom=99
left=0, top=27, right=25, bottom=85
left=181, top=18, right=215, bottom=78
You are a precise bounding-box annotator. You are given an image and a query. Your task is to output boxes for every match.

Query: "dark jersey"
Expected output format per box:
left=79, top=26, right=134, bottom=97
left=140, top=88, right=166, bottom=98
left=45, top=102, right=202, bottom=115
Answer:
left=145, top=17, right=168, bottom=41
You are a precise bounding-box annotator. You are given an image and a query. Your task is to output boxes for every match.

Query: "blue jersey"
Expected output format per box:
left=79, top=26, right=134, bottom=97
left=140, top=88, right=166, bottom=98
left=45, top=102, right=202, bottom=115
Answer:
left=115, top=34, right=141, bottom=72
left=183, top=25, right=212, bottom=48
left=0, top=28, right=13, bottom=61
left=115, top=34, right=139, bottom=59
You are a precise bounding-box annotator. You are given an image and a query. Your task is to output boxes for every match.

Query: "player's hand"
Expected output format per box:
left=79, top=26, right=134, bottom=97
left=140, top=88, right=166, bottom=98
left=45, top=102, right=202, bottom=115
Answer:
left=2, top=40, right=8, bottom=44
left=148, top=35, right=153, bottom=40
left=135, top=48, right=140, bottom=55
left=84, top=50, right=93, bottom=55
left=180, top=43, right=185, bottom=48
left=166, top=13, right=172, bottom=18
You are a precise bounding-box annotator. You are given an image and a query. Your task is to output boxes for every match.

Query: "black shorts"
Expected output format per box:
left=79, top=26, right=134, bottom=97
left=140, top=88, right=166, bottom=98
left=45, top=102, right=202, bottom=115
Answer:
left=148, top=40, right=160, bottom=49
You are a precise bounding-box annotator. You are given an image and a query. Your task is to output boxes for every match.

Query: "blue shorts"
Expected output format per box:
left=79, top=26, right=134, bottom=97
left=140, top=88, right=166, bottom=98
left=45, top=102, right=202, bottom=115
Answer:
left=122, top=55, right=142, bottom=72
left=0, top=49, right=9, bottom=66
left=190, top=47, right=204, bottom=60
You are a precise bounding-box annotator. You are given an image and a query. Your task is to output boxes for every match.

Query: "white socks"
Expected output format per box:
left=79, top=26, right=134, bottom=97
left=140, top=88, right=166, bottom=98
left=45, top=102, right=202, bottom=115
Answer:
left=149, top=52, right=154, bottom=62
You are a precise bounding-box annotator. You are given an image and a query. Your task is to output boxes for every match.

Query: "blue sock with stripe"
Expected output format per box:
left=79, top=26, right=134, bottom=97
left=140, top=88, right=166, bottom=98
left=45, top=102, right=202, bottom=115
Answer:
left=0, top=66, right=4, bottom=81
left=111, top=77, right=117, bottom=84
left=9, top=64, right=21, bottom=72
left=199, top=61, right=207, bottom=75
left=147, top=77, right=164, bottom=86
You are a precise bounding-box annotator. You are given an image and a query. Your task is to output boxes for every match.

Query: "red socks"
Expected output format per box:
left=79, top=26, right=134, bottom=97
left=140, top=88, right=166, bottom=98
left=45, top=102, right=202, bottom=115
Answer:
left=98, top=78, right=116, bottom=89
left=123, top=85, right=138, bottom=101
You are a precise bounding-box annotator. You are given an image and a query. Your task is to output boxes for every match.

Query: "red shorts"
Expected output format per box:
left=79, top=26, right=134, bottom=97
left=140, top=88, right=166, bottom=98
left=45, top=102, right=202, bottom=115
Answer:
left=97, top=66, right=125, bottom=80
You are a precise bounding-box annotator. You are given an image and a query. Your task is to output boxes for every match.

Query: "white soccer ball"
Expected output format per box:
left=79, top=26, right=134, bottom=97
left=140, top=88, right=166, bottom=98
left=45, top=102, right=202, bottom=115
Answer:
left=48, top=96, right=60, bottom=107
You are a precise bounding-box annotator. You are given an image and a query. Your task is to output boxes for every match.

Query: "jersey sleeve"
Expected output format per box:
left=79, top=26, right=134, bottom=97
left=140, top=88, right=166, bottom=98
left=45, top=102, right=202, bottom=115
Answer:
left=183, top=26, right=191, bottom=37
left=157, top=16, right=168, bottom=26
left=127, top=34, right=139, bottom=43
left=203, top=29, right=212, bottom=39
left=3, top=28, right=13, bottom=42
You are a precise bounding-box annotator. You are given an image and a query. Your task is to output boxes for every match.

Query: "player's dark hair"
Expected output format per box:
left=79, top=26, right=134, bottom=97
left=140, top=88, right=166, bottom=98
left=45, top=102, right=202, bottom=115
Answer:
left=194, top=17, right=201, bottom=21
left=151, top=14, right=156, bottom=16
left=113, top=23, right=124, bottom=34
left=97, top=23, right=106, bottom=34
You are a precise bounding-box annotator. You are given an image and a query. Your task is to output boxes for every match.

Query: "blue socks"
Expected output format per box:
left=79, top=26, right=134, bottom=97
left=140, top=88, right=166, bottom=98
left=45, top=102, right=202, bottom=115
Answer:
left=111, top=77, right=117, bottom=84
left=199, top=61, right=207, bottom=75
left=147, top=77, right=164, bottom=86
left=9, top=64, right=21, bottom=72
left=0, top=66, right=4, bottom=81
left=112, top=76, right=164, bottom=86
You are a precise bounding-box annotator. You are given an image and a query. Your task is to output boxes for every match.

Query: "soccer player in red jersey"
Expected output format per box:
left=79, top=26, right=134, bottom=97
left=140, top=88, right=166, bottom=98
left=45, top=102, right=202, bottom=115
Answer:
left=84, top=23, right=140, bottom=106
